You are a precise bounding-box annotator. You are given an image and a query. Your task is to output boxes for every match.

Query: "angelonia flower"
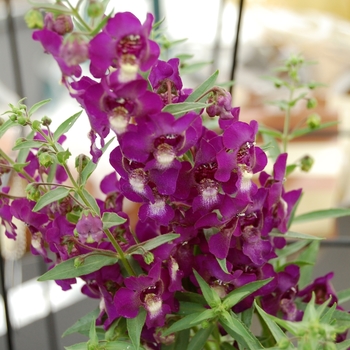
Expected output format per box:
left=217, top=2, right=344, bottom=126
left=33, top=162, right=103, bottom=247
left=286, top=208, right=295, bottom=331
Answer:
left=1, top=7, right=345, bottom=349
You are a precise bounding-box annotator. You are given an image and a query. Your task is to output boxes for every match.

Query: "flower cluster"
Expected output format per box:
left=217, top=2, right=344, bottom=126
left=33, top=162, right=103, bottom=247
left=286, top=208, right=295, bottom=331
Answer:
left=2, top=5, right=349, bottom=349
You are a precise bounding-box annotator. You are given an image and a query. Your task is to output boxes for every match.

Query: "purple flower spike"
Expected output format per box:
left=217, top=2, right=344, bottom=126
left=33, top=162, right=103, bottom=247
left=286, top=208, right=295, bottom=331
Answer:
left=89, top=12, right=160, bottom=80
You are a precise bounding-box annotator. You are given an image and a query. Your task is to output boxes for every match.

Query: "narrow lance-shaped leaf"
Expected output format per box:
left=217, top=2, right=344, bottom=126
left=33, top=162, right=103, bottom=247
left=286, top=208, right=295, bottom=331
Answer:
left=162, top=312, right=205, bottom=336
left=219, top=310, right=263, bottom=350
left=38, top=254, right=118, bottom=281
left=127, top=308, right=146, bottom=350
left=33, top=186, right=71, bottom=212
left=53, top=110, right=82, bottom=141
left=222, top=278, right=273, bottom=310
left=254, top=301, right=294, bottom=347
left=337, top=287, right=350, bottom=305
left=0, top=119, right=18, bottom=139
left=293, top=208, right=350, bottom=224
left=162, top=102, right=210, bottom=116
left=28, top=98, right=51, bottom=117
left=12, top=140, right=44, bottom=151
left=187, top=324, right=215, bottom=350
left=298, top=240, right=320, bottom=289
left=193, top=269, right=221, bottom=308
left=270, top=230, right=324, bottom=241
left=62, top=309, right=100, bottom=337
left=126, top=233, right=180, bottom=255
left=186, top=70, right=219, bottom=102
left=80, top=188, right=100, bottom=216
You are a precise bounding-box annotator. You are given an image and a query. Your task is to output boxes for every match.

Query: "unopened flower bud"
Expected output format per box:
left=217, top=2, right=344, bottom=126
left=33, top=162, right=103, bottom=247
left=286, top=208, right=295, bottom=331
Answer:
left=17, top=115, right=28, bottom=126
left=32, top=120, right=42, bottom=131
left=60, top=34, right=89, bottom=66
left=87, top=1, right=104, bottom=18
left=307, top=113, right=321, bottom=129
left=300, top=155, right=314, bottom=172
left=9, top=114, right=17, bottom=122
left=24, top=9, right=44, bottom=29
left=39, top=152, right=55, bottom=168
left=74, top=256, right=85, bottom=268
left=75, top=154, right=90, bottom=173
left=41, top=116, right=52, bottom=126
left=25, top=183, right=41, bottom=202
left=306, top=97, right=317, bottom=109
left=45, top=13, right=73, bottom=35
left=144, top=251, right=154, bottom=265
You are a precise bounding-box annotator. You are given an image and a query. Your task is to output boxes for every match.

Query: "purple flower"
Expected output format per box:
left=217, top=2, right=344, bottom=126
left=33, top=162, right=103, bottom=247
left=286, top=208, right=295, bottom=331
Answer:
left=89, top=12, right=160, bottom=80
left=298, top=272, right=338, bottom=306
left=0, top=187, right=17, bottom=239
left=76, top=212, right=104, bottom=243
left=114, top=261, right=173, bottom=328
left=32, top=28, right=82, bottom=79
left=149, top=58, right=183, bottom=105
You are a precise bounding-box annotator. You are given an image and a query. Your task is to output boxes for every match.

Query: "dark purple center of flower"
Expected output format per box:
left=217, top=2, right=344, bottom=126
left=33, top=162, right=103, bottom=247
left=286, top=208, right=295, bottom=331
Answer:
left=194, top=162, right=218, bottom=183
left=237, top=142, right=254, bottom=164
left=140, top=280, right=162, bottom=302
left=154, top=134, right=182, bottom=148
left=117, top=35, right=142, bottom=58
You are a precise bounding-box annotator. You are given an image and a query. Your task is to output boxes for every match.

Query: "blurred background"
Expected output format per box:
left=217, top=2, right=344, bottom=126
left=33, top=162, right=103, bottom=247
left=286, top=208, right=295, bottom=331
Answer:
left=1, top=0, right=350, bottom=348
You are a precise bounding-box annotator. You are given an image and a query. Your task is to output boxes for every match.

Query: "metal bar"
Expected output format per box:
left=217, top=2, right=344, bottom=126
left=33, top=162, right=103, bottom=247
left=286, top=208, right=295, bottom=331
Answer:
left=230, top=0, right=244, bottom=98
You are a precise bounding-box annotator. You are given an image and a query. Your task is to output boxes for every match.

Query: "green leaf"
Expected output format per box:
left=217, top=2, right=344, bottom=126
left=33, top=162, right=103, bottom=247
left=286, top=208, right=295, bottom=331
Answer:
left=57, top=149, right=71, bottom=164
left=103, top=341, right=142, bottom=350
left=127, top=308, right=146, bottom=350
left=186, top=70, right=219, bottom=102
left=219, top=310, right=263, bottom=350
left=270, top=230, right=324, bottom=240
left=12, top=140, right=44, bottom=151
left=162, top=312, right=205, bottom=336
left=178, top=301, right=207, bottom=316
left=320, top=302, right=336, bottom=324
left=64, top=343, right=88, bottom=350
left=189, top=309, right=216, bottom=325
left=193, top=270, right=221, bottom=308
left=337, top=287, right=350, bottom=305
left=275, top=240, right=312, bottom=260
left=216, top=257, right=229, bottom=273
left=240, top=306, right=254, bottom=329
left=62, top=309, right=99, bottom=337
left=175, top=291, right=206, bottom=305
left=222, top=278, right=272, bottom=310
left=286, top=164, right=298, bottom=177
left=28, top=0, right=72, bottom=14
left=180, top=61, right=212, bottom=75
left=53, top=111, right=82, bottom=141
left=37, top=254, right=118, bottom=281
left=289, top=121, right=339, bottom=140
left=187, top=323, right=215, bottom=350
left=162, top=102, right=209, bottom=117
left=33, top=186, right=71, bottom=212
left=172, top=329, right=190, bottom=350
left=102, top=212, right=127, bottom=229
left=293, top=208, right=350, bottom=224
left=261, top=131, right=281, bottom=161
left=298, top=240, right=320, bottom=289
left=88, top=318, right=98, bottom=347
left=0, top=119, right=17, bottom=138
left=258, top=124, right=283, bottom=138
left=336, top=339, right=350, bottom=350
left=28, top=98, right=51, bottom=117
left=267, top=99, right=289, bottom=111
left=255, top=301, right=294, bottom=346
left=126, top=234, right=180, bottom=255
left=80, top=188, right=100, bottom=216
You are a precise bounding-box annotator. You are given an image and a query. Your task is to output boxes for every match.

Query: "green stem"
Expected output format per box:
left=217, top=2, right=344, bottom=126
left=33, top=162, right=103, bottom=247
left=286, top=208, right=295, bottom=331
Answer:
left=65, top=0, right=92, bottom=33
left=0, top=148, right=36, bottom=183
left=104, top=228, right=136, bottom=276
left=282, top=88, right=294, bottom=153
